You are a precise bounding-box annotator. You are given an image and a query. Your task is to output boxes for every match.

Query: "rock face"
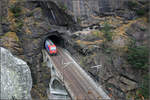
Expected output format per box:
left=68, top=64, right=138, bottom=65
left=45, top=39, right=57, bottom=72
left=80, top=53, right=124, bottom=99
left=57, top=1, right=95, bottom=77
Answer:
left=0, top=32, right=23, bottom=56
left=67, top=16, right=149, bottom=100
left=0, top=0, right=148, bottom=99
left=0, top=47, right=32, bottom=100
left=0, top=0, right=73, bottom=99
left=53, top=0, right=148, bottom=26
left=126, top=21, right=149, bottom=46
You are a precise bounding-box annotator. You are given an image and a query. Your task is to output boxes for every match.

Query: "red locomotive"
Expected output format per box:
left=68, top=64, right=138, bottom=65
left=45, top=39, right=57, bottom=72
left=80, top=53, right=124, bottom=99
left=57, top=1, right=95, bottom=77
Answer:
left=45, top=39, right=57, bottom=55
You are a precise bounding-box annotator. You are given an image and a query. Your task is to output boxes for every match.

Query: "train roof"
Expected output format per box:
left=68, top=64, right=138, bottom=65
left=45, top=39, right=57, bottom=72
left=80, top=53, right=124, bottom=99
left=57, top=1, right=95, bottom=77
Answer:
left=46, top=39, right=54, bottom=45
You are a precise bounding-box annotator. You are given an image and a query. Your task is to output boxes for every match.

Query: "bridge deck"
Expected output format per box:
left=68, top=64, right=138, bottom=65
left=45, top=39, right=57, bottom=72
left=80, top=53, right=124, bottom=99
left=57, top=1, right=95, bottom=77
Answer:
left=47, top=47, right=110, bottom=100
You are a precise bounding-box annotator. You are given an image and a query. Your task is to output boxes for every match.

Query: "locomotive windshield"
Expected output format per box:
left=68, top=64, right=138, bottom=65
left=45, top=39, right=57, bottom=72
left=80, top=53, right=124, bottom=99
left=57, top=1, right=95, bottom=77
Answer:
left=51, top=47, right=56, bottom=50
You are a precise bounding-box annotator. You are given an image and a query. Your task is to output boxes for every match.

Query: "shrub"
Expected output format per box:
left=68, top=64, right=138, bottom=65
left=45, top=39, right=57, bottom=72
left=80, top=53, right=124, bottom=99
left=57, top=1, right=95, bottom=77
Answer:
left=102, top=22, right=113, bottom=41
left=27, top=12, right=34, bottom=17
left=92, top=30, right=101, bottom=38
left=15, top=19, right=23, bottom=31
left=126, top=45, right=149, bottom=69
left=16, top=21, right=23, bottom=29
left=136, top=74, right=149, bottom=99
left=127, top=1, right=138, bottom=9
left=127, top=1, right=146, bottom=16
left=139, top=74, right=149, bottom=99
left=59, top=3, right=67, bottom=11
left=10, top=4, right=22, bottom=17
left=104, top=48, right=113, bottom=54
left=77, top=17, right=81, bottom=23
left=136, top=8, right=146, bottom=16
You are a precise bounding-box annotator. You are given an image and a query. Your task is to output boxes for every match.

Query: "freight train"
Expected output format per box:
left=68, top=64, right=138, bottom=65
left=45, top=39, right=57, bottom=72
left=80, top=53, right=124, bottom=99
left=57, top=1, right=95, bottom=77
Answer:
left=45, top=39, right=57, bottom=55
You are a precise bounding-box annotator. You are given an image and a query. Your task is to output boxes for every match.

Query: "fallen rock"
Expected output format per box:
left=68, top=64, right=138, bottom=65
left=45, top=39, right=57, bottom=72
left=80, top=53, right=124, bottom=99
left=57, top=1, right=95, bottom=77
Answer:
left=0, top=47, right=32, bottom=99
left=119, top=76, right=137, bottom=92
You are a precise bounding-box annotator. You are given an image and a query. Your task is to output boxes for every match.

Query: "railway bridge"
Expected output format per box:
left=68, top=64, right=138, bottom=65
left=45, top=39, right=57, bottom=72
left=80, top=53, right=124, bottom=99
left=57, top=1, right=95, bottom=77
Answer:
left=42, top=47, right=110, bottom=100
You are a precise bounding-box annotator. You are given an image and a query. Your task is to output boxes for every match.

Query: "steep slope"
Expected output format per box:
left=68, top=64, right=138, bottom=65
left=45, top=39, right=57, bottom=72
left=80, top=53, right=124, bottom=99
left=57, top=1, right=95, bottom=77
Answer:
left=0, top=0, right=149, bottom=99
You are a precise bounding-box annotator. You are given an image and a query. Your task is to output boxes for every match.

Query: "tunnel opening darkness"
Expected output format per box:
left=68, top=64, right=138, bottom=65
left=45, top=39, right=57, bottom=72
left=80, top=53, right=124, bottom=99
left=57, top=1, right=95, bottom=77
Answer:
left=44, top=35, right=64, bottom=48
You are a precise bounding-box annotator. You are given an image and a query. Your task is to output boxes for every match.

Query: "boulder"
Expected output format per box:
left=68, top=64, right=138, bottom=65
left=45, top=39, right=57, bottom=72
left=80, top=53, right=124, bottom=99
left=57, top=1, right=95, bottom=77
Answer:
left=119, top=76, right=137, bottom=92
left=0, top=47, right=32, bottom=99
left=126, top=21, right=148, bottom=45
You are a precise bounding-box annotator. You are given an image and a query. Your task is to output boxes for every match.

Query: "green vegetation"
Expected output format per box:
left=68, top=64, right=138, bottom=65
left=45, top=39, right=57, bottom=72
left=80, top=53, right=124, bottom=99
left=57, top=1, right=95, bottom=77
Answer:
left=3, top=32, right=19, bottom=42
left=136, top=8, right=146, bottom=16
left=136, top=74, right=149, bottom=99
left=10, top=4, right=22, bottom=18
left=9, top=3, right=23, bottom=32
left=104, top=47, right=113, bottom=54
left=127, top=1, right=146, bottom=16
left=15, top=19, right=23, bottom=29
left=77, top=17, right=81, bottom=23
left=139, top=74, right=149, bottom=99
left=95, top=31, right=99, bottom=37
left=27, top=12, right=34, bottom=17
left=59, top=3, right=67, bottom=11
left=41, top=62, right=47, bottom=67
left=12, top=96, right=17, bottom=100
left=127, top=1, right=138, bottom=9
left=102, top=22, right=113, bottom=41
left=91, top=30, right=102, bottom=38
left=126, top=41, right=149, bottom=69
left=125, top=39, right=149, bottom=99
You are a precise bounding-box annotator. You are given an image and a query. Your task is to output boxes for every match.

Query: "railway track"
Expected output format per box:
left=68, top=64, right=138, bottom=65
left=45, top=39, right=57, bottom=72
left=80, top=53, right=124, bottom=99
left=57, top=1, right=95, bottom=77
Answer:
left=45, top=47, right=110, bottom=100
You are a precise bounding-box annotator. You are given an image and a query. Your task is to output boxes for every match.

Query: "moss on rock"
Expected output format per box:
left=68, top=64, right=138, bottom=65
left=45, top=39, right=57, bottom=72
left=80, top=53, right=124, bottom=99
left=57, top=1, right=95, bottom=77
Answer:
left=1, top=32, right=19, bottom=41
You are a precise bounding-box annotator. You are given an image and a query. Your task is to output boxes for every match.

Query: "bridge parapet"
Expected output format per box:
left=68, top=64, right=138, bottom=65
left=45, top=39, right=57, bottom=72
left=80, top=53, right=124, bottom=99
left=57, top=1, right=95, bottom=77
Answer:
left=42, top=50, right=71, bottom=99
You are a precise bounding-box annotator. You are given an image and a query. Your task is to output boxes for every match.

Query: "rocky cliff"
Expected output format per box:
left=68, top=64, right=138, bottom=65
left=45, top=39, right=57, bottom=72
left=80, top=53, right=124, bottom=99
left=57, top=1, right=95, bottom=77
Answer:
left=53, top=0, right=149, bottom=26
left=0, top=0, right=149, bottom=99
left=68, top=16, right=149, bottom=100
left=0, top=47, right=32, bottom=99
left=1, top=0, right=72, bottom=99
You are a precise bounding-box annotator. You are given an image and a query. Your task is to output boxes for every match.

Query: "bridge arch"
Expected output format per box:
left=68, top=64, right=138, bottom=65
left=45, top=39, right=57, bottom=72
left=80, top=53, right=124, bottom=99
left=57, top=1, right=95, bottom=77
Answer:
left=49, top=77, right=69, bottom=97
left=51, top=78, right=65, bottom=90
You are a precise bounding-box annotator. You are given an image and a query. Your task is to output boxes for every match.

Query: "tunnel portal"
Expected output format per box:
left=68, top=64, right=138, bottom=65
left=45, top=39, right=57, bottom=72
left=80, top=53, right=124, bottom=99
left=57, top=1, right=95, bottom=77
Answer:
left=44, top=35, right=65, bottom=48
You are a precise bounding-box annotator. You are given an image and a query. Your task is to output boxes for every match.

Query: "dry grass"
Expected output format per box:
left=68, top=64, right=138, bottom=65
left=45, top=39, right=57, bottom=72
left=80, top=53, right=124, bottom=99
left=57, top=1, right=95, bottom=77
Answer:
left=7, top=4, right=24, bottom=31
left=32, top=84, right=48, bottom=100
left=111, top=17, right=147, bottom=51
left=91, top=30, right=103, bottom=38
left=76, top=40, right=103, bottom=45
left=76, top=16, right=147, bottom=52
left=33, top=7, right=42, bottom=13
left=114, top=17, right=147, bottom=37
left=3, top=32, right=19, bottom=41
left=22, top=7, right=30, bottom=14
left=99, top=16, right=123, bottom=25
left=0, top=32, right=19, bottom=48
left=9, top=0, right=17, bottom=5
left=25, top=27, right=32, bottom=34
left=7, top=9, right=16, bottom=31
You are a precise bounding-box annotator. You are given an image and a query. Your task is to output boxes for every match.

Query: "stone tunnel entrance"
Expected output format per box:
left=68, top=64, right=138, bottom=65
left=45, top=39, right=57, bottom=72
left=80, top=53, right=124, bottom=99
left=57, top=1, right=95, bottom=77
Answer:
left=44, top=34, right=65, bottom=48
